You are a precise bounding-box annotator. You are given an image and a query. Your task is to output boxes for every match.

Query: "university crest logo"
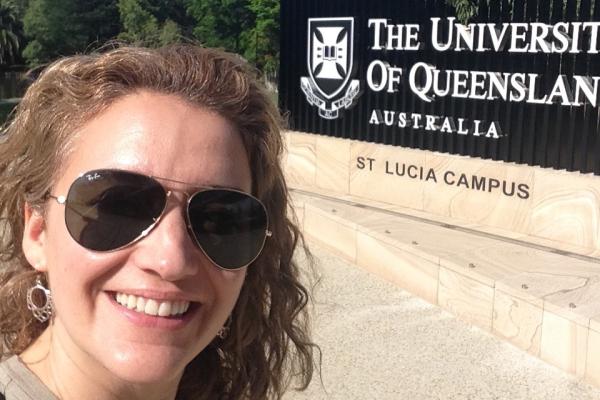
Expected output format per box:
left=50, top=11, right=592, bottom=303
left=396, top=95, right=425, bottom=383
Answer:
left=301, top=17, right=361, bottom=119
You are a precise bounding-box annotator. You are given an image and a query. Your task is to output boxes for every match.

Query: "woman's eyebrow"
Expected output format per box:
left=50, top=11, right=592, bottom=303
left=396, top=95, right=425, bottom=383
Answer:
left=209, top=183, right=245, bottom=191
left=152, top=175, right=245, bottom=191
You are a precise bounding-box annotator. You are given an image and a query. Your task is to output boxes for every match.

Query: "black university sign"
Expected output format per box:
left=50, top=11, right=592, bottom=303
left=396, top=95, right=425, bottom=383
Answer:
left=279, top=0, right=600, bottom=175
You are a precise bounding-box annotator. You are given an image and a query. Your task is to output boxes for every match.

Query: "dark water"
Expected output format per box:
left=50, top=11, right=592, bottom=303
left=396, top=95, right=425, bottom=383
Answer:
left=0, top=72, right=25, bottom=100
left=0, top=72, right=25, bottom=123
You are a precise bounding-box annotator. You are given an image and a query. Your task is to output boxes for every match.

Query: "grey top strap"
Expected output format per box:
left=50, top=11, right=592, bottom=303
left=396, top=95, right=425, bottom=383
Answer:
left=0, top=356, right=56, bottom=400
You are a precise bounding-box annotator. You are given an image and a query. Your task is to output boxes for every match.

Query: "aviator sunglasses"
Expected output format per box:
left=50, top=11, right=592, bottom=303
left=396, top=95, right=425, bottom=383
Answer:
left=47, top=169, right=271, bottom=270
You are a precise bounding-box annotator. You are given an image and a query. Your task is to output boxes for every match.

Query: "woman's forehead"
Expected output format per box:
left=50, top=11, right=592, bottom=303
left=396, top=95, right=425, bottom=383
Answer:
left=57, top=92, right=251, bottom=193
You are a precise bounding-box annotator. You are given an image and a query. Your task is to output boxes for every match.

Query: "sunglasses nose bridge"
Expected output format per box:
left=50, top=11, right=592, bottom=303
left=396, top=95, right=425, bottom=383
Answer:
left=162, top=189, right=189, bottom=210
left=159, top=189, right=197, bottom=241
left=161, top=188, right=191, bottom=232
left=135, top=190, right=204, bottom=280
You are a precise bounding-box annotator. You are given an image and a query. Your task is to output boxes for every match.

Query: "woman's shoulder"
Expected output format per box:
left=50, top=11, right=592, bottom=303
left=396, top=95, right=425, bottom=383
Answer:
left=0, top=356, right=56, bottom=400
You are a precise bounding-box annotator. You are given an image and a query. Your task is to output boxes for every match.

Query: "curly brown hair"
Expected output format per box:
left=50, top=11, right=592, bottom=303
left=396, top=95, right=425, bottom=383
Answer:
left=0, top=44, right=316, bottom=399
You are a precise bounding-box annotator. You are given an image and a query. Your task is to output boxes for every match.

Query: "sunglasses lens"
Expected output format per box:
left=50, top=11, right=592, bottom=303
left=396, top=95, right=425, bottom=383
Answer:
left=188, top=190, right=268, bottom=269
left=64, top=170, right=166, bottom=251
left=60, top=170, right=269, bottom=267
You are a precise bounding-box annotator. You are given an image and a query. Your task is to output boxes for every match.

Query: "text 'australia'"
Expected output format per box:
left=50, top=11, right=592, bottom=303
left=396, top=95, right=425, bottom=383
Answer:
left=369, top=110, right=502, bottom=138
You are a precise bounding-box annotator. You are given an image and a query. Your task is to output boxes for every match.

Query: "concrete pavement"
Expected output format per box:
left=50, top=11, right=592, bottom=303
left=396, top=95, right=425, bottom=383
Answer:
left=283, top=242, right=600, bottom=400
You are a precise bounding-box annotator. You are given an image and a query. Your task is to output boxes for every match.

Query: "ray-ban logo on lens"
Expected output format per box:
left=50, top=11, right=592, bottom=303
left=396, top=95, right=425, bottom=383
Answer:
left=301, top=17, right=361, bottom=120
left=85, top=172, right=101, bottom=181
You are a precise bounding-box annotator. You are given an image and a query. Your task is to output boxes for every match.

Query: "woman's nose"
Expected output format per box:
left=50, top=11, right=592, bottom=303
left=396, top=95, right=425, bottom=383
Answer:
left=131, top=203, right=203, bottom=281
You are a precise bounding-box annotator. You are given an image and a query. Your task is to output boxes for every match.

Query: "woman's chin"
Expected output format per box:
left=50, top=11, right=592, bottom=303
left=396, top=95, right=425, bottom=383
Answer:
left=104, top=348, right=190, bottom=385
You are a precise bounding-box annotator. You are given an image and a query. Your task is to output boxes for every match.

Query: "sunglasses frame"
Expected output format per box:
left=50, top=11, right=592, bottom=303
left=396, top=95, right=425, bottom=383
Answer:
left=47, top=169, right=272, bottom=270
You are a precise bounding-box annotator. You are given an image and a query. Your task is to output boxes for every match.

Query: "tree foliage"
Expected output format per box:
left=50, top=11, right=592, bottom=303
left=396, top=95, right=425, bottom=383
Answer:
left=118, top=0, right=200, bottom=47
left=0, top=0, right=28, bottom=21
left=7, top=0, right=281, bottom=73
left=186, top=0, right=254, bottom=53
left=0, top=4, right=21, bottom=64
left=247, top=0, right=279, bottom=74
left=23, top=0, right=119, bottom=65
left=448, top=0, right=478, bottom=23
left=186, top=0, right=279, bottom=76
left=23, top=0, right=85, bottom=65
left=78, top=0, right=121, bottom=46
left=118, top=0, right=161, bottom=45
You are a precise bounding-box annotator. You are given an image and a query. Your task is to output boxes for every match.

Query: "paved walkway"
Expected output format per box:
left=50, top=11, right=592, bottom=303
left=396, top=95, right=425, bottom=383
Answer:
left=283, top=242, right=600, bottom=400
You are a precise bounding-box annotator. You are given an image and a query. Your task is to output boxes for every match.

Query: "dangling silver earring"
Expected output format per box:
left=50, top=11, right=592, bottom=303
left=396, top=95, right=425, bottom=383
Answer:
left=27, top=276, right=53, bottom=323
left=217, top=316, right=232, bottom=340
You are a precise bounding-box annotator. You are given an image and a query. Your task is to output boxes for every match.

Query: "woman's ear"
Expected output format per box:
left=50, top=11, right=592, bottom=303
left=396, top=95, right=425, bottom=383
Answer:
left=22, top=203, right=48, bottom=272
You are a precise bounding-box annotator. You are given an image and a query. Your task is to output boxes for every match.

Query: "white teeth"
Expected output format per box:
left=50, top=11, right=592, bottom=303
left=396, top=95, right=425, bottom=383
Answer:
left=114, top=293, right=190, bottom=317
left=157, top=302, right=171, bottom=317
left=136, top=297, right=146, bottom=312
left=127, top=295, right=136, bottom=309
left=144, top=299, right=157, bottom=316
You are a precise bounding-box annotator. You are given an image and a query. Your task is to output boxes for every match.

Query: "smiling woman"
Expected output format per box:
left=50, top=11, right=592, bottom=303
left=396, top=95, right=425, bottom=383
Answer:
left=0, top=45, right=316, bottom=400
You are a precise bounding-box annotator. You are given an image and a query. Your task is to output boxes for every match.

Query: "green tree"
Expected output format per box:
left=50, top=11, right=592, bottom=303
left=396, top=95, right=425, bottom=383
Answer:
left=151, top=0, right=195, bottom=35
left=22, top=0, right=119, bottom=66
left=118, top=0, right=160, bottom=44
left=0, top=0, right=28, bottom=21
left=187, top=0, right=282, bottom=74
left=23, top=0, right=85, bottom=65
left=118, top=0, right=186, bottom=46
left=448, top=0, right=478, bottom=23
left=0, top=4, right=21, bottom=64
left=186, top=0, right=254, bottom=54
left=76, top=0, right=121, bottom=47
left=246, top=0, right=279, bottom=74
left=158, top=19, right=182, bottom=45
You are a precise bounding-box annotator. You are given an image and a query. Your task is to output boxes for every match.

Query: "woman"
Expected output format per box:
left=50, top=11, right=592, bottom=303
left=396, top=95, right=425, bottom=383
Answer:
left=0, top=44, right=315, bottom=399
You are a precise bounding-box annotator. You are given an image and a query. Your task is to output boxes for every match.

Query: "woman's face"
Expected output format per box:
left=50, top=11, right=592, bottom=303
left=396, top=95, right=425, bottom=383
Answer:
left=25, top=91, right=251, bottom=384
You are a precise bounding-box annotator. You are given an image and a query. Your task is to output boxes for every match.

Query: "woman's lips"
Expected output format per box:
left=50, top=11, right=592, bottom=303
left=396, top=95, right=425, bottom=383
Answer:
left=114, top=292, right=190, bottom=317
left=106, top=291, right=200, bottom=329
